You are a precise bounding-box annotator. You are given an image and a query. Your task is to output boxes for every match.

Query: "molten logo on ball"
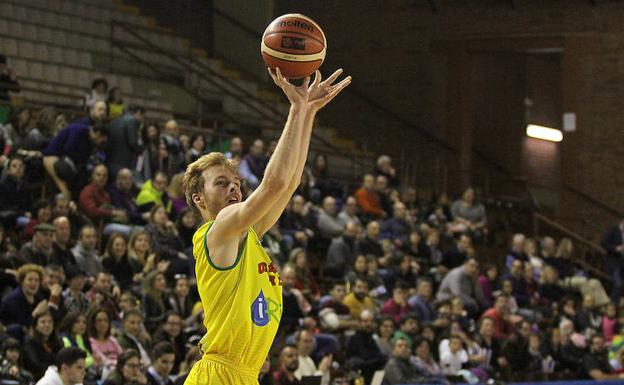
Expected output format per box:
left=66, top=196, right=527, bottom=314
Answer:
left=278, top=20, right=314, bottom=32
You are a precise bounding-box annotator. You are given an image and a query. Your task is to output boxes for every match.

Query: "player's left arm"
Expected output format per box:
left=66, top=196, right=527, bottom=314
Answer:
left=254, top=69, right=351, bottom=238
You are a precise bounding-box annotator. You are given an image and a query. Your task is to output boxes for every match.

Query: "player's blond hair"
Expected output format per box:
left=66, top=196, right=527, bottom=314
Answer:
left=182, top=152, right=240, bottom=214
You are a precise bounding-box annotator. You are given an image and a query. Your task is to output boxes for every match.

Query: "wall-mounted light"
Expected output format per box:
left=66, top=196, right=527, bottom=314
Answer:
left=526, top=124, right=563, bottom=142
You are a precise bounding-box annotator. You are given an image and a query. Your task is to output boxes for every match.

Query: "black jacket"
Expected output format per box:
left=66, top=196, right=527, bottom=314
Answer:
left=106, top=111, right=142, bottom=177
left=0, top=175, right=31, bottom=213
left=22, top=336, right=62, bottom=380
left=602, top=224, right=624, bottom=263
left=345, top=330, right=387, bottom=381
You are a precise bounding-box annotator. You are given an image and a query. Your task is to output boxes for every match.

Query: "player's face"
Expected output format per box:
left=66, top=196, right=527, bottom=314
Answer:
left=201, top=166, right=242, bottom=215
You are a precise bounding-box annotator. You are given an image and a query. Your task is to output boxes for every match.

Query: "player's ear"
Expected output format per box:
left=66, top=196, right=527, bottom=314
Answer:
left=192, top=193, right=205, bottom=209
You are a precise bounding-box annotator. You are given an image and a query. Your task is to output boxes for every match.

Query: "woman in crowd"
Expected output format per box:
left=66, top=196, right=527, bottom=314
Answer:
left=289, top=248, right=320, bottom=301
left=17, top=107, right=56, bottom=185
left=412, top=337, right=443, bottom=378
left=106, top=87, right=124, bottom=119
left=345, top=255, right=369, bottom=288
left=102, top=233, right=142, bottom=291
left=53, top=113, right=67, bottom=135
left=140, top=270, right=171, bottom=333
left=0, top=263, right=46, bottom=333
left=0, top=337, right=33, bottom=384
left=58, top=311, right=95, bottom=369
left=84, top=78, right=108, bottom=109
left=185, top=133, right=206, bottom=165
left=555, top=238, right=610, bottom=307
left=145, top=205, right=187, bottom=274
left=102, top=349, right=147, bottom=385
left=374, top=316, right=395, bottom=357
left=524, top=238, right=544, bottom=278
left=176, top=208, right=197, bottom=250
left=167, top=273, right=194, bottom=321
left=152, top=311, right=187, bottom=373
left=128, top=230, right=157, bottom=275
left=138, top=122, right=162, bottom=182
left=0, top=107, right=31, bottom=157
left=167, top=173, right=187, bottom=217
left=22, top=311, right=62, bottom=380
left=309, top=153, right=337, bottom=202
left=478, top=264, right=499, bottom=308
left=88, top=308, right=123, bottom=379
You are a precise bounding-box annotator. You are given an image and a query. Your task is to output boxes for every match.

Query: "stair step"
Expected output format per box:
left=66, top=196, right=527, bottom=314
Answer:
left=256, top=90, right=282, bottom=103
left=221, top=68, right=241, bottom=80
left=113, top=0, right=140, bottom=15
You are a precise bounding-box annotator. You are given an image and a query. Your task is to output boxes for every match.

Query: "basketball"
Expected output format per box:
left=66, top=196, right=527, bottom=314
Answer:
left=261, top=14, right=326, bottom=79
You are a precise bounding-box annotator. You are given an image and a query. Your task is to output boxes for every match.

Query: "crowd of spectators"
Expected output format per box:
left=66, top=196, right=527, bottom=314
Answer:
left=1, top=67, right=624, bottom=385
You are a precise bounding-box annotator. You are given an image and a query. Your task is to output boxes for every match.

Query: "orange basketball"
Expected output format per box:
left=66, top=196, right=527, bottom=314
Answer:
left=261, top=14, right=326, bottom=79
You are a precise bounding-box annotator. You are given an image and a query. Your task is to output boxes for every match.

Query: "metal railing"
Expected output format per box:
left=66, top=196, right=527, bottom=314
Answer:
left=533, top=212, right=609, bottom=281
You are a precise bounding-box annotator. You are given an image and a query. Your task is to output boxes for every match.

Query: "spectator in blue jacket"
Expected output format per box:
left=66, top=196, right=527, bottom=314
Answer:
left=42, top=121, right=108, bottom=199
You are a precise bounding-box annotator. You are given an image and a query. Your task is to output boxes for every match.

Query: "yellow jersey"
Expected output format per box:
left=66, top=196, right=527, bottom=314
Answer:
left=192, top=220, right=283, bottom=378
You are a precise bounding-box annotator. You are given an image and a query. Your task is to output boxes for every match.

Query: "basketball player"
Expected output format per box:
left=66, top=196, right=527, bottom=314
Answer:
left=182, top=67, right=351, bottom=385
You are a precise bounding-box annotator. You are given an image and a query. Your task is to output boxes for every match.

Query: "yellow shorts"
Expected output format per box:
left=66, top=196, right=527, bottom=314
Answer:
left=184, top=354, right=259, bottom=385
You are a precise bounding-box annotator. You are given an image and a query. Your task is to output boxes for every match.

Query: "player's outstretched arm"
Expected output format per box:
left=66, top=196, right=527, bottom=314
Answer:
left=253, top=69, right=352, bottom=238
left=207, top=68, right=310, bottom=243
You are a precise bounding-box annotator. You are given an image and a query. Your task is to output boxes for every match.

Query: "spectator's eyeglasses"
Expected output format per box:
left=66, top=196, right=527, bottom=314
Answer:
left=174, top=274, right=188, bottom=280
left=125, top=363, right=141, bottom=370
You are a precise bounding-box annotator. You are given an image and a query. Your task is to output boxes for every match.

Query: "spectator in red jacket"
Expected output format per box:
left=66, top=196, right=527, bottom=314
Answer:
left=381, top=281, right=414, bottom=325
left=355, top=174, right=385, bottom=221
left=480, top=294, right=514, bottom=340
left=79, top=164, right=128, bottom=224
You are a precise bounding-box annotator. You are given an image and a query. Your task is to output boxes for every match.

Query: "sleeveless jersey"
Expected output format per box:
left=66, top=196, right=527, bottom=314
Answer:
left=192, top=220, right=283, bottom=375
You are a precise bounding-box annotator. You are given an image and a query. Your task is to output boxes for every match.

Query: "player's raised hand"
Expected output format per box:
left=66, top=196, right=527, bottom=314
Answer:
left=307, top=69, right=351, bottom=112
left=268, top=67, right=311, bottom=106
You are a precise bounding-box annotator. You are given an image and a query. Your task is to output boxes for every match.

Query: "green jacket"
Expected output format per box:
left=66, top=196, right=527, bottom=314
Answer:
left=136, top=179, right=171, bottom=212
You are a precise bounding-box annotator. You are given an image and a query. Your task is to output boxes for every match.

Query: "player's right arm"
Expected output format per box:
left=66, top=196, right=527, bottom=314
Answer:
left=206, top=69, right=311, bottom=253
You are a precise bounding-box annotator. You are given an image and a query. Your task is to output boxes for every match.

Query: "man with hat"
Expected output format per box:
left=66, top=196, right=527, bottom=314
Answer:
left=19, top=223, right=55, bottom=266
left=0, top=54, right=20, bottom=102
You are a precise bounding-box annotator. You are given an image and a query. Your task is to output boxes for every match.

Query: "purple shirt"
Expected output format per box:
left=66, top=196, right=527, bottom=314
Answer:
left=43, top=123, right=93, bottom=166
